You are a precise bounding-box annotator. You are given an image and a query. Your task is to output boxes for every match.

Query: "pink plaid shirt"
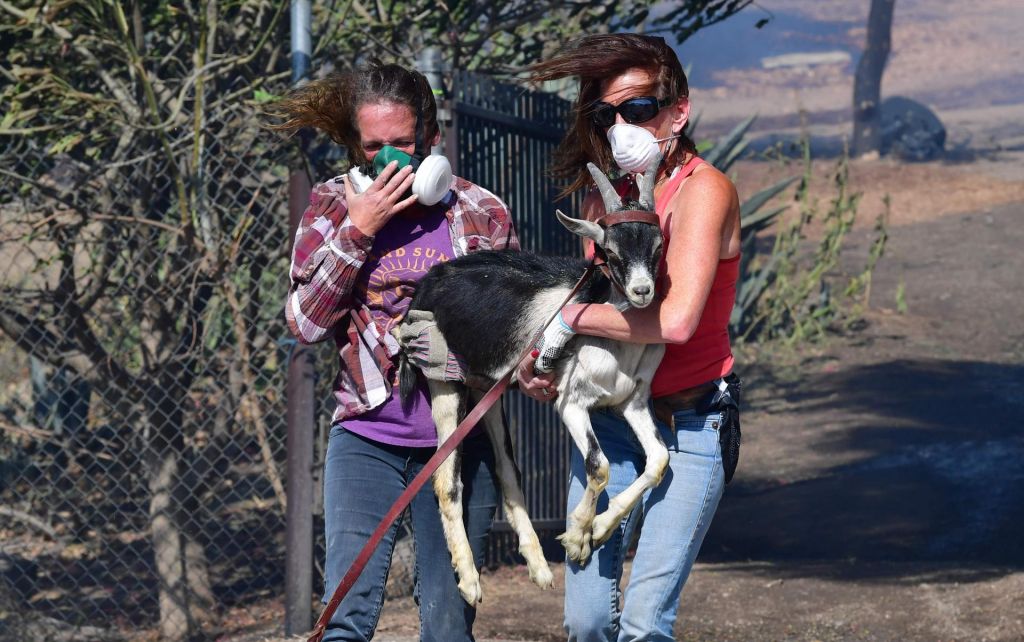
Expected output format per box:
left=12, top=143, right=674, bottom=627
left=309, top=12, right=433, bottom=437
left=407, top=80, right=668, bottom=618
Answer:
left=285, top=174, right=519, bottom=424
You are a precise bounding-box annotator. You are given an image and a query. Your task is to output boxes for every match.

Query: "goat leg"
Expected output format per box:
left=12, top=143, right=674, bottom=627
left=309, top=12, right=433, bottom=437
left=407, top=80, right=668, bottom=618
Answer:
left=557, top=403, right=609, bottom=566
left=427, top=380, right=483, bottom=604
left=472, top=390, right=554, bottom=591
left=590, top=394, right=669, bottom=549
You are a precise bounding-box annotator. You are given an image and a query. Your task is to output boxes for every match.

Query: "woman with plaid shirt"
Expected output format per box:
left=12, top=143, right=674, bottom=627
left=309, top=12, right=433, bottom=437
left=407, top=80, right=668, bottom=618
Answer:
left=274, top=61, right=518, bottom=642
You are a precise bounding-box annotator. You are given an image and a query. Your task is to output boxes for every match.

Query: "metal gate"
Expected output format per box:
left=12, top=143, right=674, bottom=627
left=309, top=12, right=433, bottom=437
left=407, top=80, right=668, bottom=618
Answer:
left=448, top=72, right=583, bottom=558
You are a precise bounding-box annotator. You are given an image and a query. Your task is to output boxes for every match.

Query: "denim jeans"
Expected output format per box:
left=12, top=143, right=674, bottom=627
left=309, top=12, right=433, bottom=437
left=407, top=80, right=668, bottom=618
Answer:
left=563, top=406, right=725, bottom=642
left=321, top=425, right=498, bottom=642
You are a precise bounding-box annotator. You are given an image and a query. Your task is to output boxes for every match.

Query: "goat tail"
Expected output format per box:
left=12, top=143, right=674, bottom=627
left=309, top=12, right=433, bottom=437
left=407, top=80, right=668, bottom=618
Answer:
left=398, top=351, right=419, bottom=406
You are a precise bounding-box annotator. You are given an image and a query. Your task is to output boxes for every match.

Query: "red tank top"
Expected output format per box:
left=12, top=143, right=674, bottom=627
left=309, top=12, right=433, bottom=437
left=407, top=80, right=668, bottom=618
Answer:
left=649, top=157, right=738, bottom=396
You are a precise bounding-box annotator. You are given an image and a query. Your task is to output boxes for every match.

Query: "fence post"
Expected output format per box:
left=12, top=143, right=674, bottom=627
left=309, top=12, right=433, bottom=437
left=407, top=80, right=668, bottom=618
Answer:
left=285, top=0, right=314, bottom=635
left=418, top=47, right=444, bottom=157
left=444, top=80, right=460, bottom=178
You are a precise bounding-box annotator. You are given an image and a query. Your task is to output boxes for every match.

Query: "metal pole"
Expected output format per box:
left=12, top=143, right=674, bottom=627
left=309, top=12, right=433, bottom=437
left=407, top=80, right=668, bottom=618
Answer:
left=419, top=47, right=446, bottom=156
left=444, top=73, right=459, bottom=178
left=290, top=0, right=312, bottom=84
left=285, top=0, right=314, bottom=635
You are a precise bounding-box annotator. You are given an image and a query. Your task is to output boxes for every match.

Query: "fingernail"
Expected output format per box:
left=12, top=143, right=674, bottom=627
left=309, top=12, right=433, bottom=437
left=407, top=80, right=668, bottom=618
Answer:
left=531, top=349, right=539, bottom=358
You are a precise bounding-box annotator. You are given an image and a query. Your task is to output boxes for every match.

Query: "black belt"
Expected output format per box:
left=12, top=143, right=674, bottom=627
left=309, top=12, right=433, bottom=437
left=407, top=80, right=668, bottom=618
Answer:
left=652, top=381, right=718, bottom=427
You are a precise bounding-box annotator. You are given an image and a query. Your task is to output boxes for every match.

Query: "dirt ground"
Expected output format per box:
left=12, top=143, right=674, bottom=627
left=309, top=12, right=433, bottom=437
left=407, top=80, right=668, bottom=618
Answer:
left=224, top=167, right=1024, bottom=642
left=359, top=164, right=1024, bottom=642
left=227, top=155, right=1024, bottom=642
left=220, top=3, right=1024, bottom=641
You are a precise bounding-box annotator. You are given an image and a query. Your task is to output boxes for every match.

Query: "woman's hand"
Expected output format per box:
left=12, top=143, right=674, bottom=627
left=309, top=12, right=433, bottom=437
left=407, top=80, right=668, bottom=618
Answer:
left=344, top=161, right=418, bottom=235
left=516, top=349, right=558, bottom=402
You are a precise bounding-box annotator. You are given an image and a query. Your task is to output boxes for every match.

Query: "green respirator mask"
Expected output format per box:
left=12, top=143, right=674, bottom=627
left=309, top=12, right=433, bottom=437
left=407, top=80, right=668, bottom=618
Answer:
left=348, top=145, right=453, bottom=207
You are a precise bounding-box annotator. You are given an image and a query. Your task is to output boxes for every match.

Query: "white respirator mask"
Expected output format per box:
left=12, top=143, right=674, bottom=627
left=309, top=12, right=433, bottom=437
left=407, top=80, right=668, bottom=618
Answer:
left=607, top=123, right=680, bottom=174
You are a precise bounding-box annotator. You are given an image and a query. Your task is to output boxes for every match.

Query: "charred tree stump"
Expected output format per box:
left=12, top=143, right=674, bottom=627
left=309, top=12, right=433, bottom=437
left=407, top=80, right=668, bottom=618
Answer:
left=852, top=0, right=897, bottom=158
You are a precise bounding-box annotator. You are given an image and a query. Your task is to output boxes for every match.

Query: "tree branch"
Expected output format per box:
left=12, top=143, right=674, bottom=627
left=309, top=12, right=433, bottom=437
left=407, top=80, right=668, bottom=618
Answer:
left=0, top=505, right=63, bottom=541
left=0, top=308, right=127, bottom=389
left=0, top=0, right=144, bottom=122
left=224, top=281, right=287, bottom=513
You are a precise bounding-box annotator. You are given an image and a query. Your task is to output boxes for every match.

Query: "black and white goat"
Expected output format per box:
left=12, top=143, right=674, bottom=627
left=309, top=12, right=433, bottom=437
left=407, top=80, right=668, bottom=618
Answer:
left=396, top=158, right=668, bottom=604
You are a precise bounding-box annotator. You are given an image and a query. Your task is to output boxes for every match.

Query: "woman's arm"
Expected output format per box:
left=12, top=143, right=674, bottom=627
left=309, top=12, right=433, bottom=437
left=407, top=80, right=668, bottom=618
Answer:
left=284, top=180, right=372, bottom=344
left=564, top=166, right=740, bottom=344
left=517, top=166, right=738, bottom=399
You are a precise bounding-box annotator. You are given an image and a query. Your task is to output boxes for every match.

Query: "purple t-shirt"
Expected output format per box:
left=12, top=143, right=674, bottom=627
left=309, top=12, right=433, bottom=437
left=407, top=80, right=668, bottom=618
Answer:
left=342, top=209, right=454, bottom=447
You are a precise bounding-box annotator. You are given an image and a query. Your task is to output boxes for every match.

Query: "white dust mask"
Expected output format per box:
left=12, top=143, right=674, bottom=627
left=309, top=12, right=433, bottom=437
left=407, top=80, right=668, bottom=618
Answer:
left=607, top=124, right=680, bottom=174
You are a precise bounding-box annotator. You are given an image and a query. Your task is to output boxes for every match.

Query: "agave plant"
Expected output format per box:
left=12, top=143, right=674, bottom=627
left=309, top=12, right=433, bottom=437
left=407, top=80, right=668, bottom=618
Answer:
left=692, top=116, right=797, bottom=336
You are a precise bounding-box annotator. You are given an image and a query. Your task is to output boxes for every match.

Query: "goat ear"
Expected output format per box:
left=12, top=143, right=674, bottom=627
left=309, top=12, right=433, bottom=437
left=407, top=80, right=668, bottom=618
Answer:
left=556, top=209, right=605, bottom=246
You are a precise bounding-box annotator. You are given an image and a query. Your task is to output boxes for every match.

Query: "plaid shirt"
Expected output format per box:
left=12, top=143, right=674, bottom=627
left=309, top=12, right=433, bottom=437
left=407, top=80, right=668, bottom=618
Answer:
left=285, top=175, right=519, bottom=424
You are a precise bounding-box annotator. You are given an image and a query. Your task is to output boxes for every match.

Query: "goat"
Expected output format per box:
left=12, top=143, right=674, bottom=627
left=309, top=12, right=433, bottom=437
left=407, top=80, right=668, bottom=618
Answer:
left=395, top=158, right=668, bottom=605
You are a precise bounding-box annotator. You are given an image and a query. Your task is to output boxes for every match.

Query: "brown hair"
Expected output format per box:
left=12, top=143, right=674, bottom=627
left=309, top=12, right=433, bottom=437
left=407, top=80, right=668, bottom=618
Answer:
left=269, top=61, right=439, bottom=167
left=529, top=34, right=696, bottom=197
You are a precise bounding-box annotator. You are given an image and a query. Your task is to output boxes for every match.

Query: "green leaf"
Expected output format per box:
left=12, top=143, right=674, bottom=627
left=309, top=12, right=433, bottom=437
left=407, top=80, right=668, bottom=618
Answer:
left=718, top=138, right=750, bottom=173
left=0, top=110, right=16, bottom=129
left=48, top=133, right=84, bottom=155
left=253, top=89, right=280, bottom=103
left=895, top=279, right=908, bottom=314
left=703, top=115, right=756, bottom=169
left=741, top=204, right=788, bottom=235
left=740, top=176, right=798, bottom=219
left=730, top=253, right=779, bottom=329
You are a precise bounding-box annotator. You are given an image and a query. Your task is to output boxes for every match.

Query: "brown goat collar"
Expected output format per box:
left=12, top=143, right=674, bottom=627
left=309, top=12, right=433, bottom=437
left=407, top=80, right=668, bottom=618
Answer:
left=595, top=209, right=661, bottom=228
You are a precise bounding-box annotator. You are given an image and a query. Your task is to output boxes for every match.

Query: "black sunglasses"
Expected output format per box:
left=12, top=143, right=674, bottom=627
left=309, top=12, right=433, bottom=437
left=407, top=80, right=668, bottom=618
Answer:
left=591, top=95, right=674, bottom=129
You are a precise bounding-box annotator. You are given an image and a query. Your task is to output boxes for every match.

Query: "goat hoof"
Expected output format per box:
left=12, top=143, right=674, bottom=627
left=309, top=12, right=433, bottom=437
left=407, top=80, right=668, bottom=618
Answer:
left=529, top=561, right=555, bottom=590
left=557, top=529, right=592, bottom=566
left=457, top=576, right=483, bottom=605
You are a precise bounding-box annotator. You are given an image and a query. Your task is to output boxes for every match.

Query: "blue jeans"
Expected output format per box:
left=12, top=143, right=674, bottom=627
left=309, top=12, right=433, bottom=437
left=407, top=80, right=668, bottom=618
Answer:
left=563, top=406, right=725, bottom=642
left=322, top=425, right=499, bottom=642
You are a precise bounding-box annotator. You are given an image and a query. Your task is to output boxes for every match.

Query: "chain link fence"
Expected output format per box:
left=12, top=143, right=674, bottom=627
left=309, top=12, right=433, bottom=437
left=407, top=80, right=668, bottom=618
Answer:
left=1, top=75, right=579, bottom=641
left=0, top=83, right=323, bottom=638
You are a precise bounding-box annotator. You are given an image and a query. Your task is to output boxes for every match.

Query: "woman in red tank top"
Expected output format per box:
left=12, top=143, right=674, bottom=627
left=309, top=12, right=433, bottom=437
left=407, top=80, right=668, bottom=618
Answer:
left=524, top=34, right=742, bottom=640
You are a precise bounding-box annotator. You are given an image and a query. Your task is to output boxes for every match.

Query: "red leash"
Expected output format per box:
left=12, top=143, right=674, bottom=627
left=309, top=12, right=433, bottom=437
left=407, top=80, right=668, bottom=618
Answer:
left=307, top=261, right=598, bottom=642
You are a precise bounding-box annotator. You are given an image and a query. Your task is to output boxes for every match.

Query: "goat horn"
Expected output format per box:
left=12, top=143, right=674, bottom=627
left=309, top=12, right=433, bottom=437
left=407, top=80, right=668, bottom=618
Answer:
left=586, top=163, right=622, bottom=212
left=636, top=153, right=662, bottom=211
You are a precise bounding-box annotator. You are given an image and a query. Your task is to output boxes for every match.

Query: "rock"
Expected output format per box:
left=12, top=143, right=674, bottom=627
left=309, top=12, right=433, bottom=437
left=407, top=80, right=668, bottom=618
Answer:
left=880, top=96, right=946, bottom=161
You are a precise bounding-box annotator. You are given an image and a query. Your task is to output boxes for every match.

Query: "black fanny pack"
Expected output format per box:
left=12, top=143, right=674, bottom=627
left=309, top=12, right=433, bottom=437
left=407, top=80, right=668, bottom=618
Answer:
left=695, top=372, right=742, bottom=484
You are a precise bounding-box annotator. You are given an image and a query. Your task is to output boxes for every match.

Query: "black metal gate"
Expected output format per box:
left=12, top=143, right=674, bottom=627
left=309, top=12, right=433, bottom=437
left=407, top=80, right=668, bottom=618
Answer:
left=449, top=72, right=582, bottom=558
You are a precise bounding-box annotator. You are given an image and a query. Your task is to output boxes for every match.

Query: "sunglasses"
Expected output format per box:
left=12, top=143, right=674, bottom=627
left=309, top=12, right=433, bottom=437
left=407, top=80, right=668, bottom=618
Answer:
left=591, top=95, right=674, bottom=129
